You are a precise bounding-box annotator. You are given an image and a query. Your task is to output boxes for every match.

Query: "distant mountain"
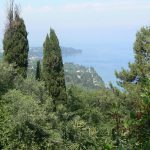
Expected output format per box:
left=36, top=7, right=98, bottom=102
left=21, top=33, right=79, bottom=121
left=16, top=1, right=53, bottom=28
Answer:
left=0, top=47, right=82, bottom=60
left=29, top=47, right=82, bottom=60
left=61, top=47, right=82, bottom=56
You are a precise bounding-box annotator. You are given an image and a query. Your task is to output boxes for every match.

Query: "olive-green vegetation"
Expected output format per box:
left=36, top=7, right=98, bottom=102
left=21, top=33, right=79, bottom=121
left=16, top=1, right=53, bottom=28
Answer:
left=64, top=63, right=105, bottom=90
left=3, top=0, right=29, bottom=78
left=0, top=53, right=3, bottom=62
left=0, top=1, right=150, bottom=149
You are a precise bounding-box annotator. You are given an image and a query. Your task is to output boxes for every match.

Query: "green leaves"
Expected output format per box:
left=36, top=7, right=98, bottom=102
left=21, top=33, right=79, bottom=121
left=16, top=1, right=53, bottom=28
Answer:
left=141, top=78, right=150, bottom=105
left=0, top=62, right=16, bottom=96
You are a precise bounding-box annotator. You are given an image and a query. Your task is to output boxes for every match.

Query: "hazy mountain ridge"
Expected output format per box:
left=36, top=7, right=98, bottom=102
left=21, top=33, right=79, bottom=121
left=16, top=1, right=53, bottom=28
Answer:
left=29, top=47, right=82, bottom=60
left=0, top=47, right=82, bottom=60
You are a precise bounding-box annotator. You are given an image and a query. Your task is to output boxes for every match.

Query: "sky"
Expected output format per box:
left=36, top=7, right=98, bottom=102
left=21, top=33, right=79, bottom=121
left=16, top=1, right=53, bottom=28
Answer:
left=0, top=0, right=150, bottom=48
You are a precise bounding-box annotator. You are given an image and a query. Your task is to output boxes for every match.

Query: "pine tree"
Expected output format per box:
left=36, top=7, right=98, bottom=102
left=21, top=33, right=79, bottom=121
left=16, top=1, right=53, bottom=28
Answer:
left=114, top=27, right=150, bottom=149
left=115, top=27, right=150, bottom=86
left=115, top=26, right=150, bottom=128
left=3, top=1, right=29, bottom=78
left=43, top=29, right=67, bottom=110
left=35, top=60, right=41, bottom=80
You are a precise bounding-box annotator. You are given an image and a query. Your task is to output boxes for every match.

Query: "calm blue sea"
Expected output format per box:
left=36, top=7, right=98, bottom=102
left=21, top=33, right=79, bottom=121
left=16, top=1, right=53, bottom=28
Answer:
left=63, top=44, right=134, bottom=86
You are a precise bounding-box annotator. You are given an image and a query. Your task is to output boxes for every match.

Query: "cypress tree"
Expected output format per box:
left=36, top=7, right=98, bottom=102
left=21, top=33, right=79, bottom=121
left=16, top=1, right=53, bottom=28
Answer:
left=43, top=29, right=67, bottom=110
left=3, top=1, right=29, bottom=78
left=43, top=34, right=50, bottom=84
left=35, top=60, right=41, bottom=80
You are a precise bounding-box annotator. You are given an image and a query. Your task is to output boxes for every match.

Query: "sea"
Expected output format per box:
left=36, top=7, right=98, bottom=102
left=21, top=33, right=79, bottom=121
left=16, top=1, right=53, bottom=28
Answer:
left=63, top=44, right=134, bottom=86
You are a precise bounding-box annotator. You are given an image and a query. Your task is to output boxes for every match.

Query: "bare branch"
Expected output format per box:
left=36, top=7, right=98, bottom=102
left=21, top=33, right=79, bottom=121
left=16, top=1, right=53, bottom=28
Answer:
left=5, top=0, right=21, bottom=30
left=14, top=4, right=21, bottom=21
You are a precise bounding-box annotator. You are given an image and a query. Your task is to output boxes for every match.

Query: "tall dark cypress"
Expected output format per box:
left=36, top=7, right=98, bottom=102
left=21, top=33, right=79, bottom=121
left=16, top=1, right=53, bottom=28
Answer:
left=36, top=60, right=41, bottom=80
left=3, top=1, right=29, bottom=78
left=43, top=34, right=50, bottom=85
left=43, top=29, right=67, bottom=110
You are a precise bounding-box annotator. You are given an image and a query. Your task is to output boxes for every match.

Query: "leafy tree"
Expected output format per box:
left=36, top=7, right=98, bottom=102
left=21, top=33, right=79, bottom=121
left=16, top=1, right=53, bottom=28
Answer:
left=124, top=78, right=150, bottom=149
left=0, top=62, right=16, bottom=96
left=3, top=1, right=29, bottom=78
left=0, top=62, right=17, bottom=148
left=0, top=89, right=50, bottom=149
left=15, top=77, right=50, bottom=104
left=36, top=60, right=41, bottom=80
left=0, top=77, right=64, bottom=149
left=43, top=29, right=67, bottom=110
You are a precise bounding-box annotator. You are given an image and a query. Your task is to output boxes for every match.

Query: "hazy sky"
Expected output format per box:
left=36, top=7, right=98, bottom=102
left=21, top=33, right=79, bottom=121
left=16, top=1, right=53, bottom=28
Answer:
left=0, top=0, right=150, bottom=48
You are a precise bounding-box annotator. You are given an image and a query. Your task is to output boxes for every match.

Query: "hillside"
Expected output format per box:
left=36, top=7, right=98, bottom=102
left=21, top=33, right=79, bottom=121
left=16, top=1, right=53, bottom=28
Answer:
left=64, top=63, right=105, bottom=89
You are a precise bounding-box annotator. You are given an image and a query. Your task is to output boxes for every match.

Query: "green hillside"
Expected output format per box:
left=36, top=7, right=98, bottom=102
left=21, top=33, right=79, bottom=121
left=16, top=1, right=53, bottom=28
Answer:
left=64, top=63, right=105, bottom=89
